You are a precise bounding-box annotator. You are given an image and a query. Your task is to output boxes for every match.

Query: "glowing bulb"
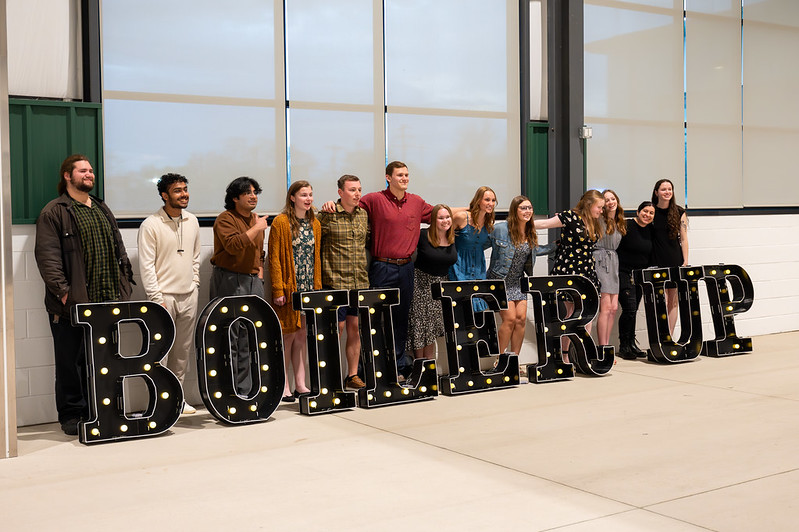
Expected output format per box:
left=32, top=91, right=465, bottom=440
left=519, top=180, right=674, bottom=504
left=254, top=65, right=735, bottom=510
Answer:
left=91, top=428, right=99, bottom=436
left=367, top=394, right=374, bottom=400
left=140, top=306, right=148, bottom=313
left=359, top=295, right=365, bottom=301
left=207, top=347, right=215, bottom=354
left=322, top=387, right=329, bottom=394
left=209, top=325, right=217, bottom=331
left=303, top=297, right=310, bottom=303
left=452, top=302, right=457, bottom=307
left=259, top=342, right=267, bottom=349
left=209, top=370, right=217, bottom=377
left=220, top=306, right=228, bottom=313
left=112, top=308, right=120, bottom=315
left=467, top=380, right=474, bottom=387
left=486, top=378, right=492, bottom=384
left=384, top=391, right=392, bottom=397
left=229, top=407, right=237, bottom=414
left=154, top=333, right=162, bottom=341
left=560, top=325, right=566, bottom=330
left=402, top=389, right=410, bottom=395
left=459, top=366, right=465, bottom=373
left=454, top=323, right=460, bottom=329
left=557, top=369, right=563, bottom=375
left=161, top=392, right=170, bottom=399
left=380, top=293, right=386, bottom=300
left=250, top=405, right=257, bottom=411
left=325, top=295, right=333, bottom=302
left=260, top=386, right=268, bottom=393
left=376, top=371, right=383, bottom=378
left=311, top=401, right=318, bottom=408
left=373, top=349, right=379, bottom=356
left=456, top=286, right=462, bottom=292
left=98, top=337, right=106, bottom=345
left=369, top=308, right=375, bottom=314
left=143, top=364, right=151, bottom=371
left=473, top=285, right=479, bottom=291
left=420, top=386, right=427, bottom=393
left=83, top=309, right=92, bottom=317
left=149, top=421, right=157, bottom=428
left=214, top=392, right=222, bottom=398
left=120, top=424, right=128, bottom=432
left=334, top=397, right=342, bottom=404
left=547, top=281, right=553, bottom=287
left=370, top=329, right=376, bottom=335
left=467, top=332, right=474, bottom=339
left=261, top=364, right=269, bottom=371
left=317, top=334, right=325, bottom=341
left=315, top=308, right=322, bottom=314
left=103, top=398, right=111, bottom=405
left=241, top=305, right=249, bottom=312
left=319, top=361, right=327, bottom=367
left=456, top=345, right=462, bottom=351
left=100, top=367, right=108, bottom=375
left=490, top=284, right=495, bottom=290
left=567, top=280, right=573, bottom=286
left=255, top=321, right=262, bottom=328
left=504, top=376, right=510, bottom=382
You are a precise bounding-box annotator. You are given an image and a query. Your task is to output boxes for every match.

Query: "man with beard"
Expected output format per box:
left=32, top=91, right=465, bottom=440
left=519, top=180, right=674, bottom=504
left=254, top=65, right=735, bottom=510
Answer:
left=137, top=173, right=201, bottom=414
left=210, top=177, right=269, bottom=395
left=35, top=154, right=134, bottom=436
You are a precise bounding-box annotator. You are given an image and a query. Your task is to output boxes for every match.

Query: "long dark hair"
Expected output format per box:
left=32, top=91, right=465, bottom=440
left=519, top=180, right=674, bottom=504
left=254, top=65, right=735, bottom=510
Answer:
left=651, top=178, right=681, bottom=240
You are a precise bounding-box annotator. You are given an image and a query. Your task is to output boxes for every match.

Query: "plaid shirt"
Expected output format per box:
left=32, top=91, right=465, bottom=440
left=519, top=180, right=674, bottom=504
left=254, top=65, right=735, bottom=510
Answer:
left=318, top=202, right=370, bottom=290
left=71, top=199, right=119, bottom=302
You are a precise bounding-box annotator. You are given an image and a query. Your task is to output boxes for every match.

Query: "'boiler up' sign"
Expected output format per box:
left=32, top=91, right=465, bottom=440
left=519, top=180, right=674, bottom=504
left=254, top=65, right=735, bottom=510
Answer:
left=72, top=264, right=753, bottom=444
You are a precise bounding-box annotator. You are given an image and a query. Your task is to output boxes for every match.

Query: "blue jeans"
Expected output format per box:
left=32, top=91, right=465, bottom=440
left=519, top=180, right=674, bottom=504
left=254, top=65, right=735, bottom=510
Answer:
left=369, top=260, right=414, bottom=376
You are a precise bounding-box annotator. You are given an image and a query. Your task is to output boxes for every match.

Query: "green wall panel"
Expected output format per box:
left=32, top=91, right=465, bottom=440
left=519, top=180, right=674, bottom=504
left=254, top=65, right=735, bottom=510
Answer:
left=9, top=99, right=103, bottom=224
left=525, top=121, right=548, bottom=215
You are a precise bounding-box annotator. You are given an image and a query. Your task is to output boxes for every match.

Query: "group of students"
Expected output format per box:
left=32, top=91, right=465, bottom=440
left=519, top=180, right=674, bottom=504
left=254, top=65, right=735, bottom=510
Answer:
left=400, top=180, right=686, bottom=364
left=266, top=175, right=688, bottom=401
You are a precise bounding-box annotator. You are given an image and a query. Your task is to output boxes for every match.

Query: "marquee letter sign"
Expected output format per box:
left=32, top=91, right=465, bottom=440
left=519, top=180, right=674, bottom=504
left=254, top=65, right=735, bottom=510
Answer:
left=523, top=275, right=613, bottom=382
left=700, top=265, right=754, bottom=357
left=433, top=280, right=520, bottom=395
left=355, top=288, right=438, bottom=407
left=293, top=289, right=357, bottom=414
left=195, top=295, right=285, bottom=424
left=635, top=267, right=703, bottom=363
left=73, top=301, right=183, bottom=444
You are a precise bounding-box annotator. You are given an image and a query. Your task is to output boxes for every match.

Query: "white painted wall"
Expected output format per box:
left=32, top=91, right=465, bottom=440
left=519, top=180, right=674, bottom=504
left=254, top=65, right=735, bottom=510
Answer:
left=12, top=214, right=799, bottom=426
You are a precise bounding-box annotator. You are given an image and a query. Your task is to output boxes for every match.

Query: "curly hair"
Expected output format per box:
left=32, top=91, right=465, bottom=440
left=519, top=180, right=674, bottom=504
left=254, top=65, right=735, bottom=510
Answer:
left=224, top=177, right=262, bottom=210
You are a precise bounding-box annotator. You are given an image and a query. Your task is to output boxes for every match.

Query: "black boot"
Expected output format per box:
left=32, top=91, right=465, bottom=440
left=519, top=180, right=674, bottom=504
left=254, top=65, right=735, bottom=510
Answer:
left=629, top=337, right=647, bottom=358
left=617, top=336, right=638, bottom=360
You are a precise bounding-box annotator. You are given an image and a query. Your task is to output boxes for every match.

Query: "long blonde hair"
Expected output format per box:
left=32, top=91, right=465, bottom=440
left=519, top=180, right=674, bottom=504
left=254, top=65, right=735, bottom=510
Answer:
left=602, top=189, right=627, bottom=236
left=282, top=180, right=315, bottom=238
left=507, top=196, right=537, bottom=247
left=574, top=190, right=604, bottom=242
left=468, top=186, right=496, bottom=233
left=427, top=204, right=455, bottom=247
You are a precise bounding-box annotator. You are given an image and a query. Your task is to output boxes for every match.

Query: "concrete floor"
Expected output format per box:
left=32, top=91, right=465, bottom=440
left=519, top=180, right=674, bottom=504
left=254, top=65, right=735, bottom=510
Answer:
left=3, top=331, right=798, bottom=531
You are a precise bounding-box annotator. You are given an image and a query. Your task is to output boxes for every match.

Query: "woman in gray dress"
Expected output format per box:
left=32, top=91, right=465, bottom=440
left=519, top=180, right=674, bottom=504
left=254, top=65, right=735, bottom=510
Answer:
left=594, top=189, right=626, bottom=347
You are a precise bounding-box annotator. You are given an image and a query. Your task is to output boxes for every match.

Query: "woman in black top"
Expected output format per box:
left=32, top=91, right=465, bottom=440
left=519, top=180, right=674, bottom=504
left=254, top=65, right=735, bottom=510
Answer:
left=650, top=179, right=689, bottom=334
left=406, top=204, right=458, bottom=360
left=616, top=201, right=655, bottom=359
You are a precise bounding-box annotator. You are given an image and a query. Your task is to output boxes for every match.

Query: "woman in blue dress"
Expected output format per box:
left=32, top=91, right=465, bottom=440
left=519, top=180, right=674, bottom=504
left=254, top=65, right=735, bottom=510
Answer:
left=449, top=186, right=497, bottom=311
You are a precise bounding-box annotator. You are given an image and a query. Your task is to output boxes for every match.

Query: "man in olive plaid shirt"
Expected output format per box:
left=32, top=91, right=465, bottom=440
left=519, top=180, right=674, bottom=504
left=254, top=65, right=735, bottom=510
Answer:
left=318, top=175, right=370, bottom=390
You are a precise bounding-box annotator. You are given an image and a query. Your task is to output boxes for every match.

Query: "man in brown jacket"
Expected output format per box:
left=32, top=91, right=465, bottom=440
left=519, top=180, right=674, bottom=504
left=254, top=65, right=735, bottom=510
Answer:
left=210, top=176, right=269, bottom=395
left=34, top=154, right=134, bottom=436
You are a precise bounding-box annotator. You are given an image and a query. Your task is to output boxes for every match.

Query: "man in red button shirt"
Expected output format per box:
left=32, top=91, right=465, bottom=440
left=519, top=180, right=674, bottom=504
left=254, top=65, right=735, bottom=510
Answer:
left=360, top=161, right=433, bottom=378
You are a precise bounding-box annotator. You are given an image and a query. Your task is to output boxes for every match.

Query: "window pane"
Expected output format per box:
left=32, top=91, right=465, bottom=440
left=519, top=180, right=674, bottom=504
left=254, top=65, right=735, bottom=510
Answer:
left=385, top=0, right=508, bottom=112
left=104, top=100, right=280, bottom=215
left=288, top=109, right=381, bottom=205
left=102, top=0, right=276, bottom=99
left=386, top=114, right=517, bottom=209
left=286, top=0, right=374, bottom=104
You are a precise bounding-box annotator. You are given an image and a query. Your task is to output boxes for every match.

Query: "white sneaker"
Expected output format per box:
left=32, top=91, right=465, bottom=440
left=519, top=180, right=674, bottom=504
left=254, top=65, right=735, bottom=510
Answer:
left=182, top=402, right=196, bottom=415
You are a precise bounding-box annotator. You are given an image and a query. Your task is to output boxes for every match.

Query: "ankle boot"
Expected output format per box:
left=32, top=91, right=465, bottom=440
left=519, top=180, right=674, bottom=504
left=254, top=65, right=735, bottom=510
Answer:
left=617, top=337, right=638, bottom=360
left=629, top=337, right=647, bottom=358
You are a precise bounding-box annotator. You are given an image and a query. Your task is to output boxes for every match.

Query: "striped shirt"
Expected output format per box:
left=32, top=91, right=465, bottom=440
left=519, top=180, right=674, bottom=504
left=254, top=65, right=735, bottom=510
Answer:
left=71, top=199, right=120, bottom=302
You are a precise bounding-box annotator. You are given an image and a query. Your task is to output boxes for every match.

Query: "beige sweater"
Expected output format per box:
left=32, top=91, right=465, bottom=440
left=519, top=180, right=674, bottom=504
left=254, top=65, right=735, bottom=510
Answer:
left=137, top=208, right=201, bottom=304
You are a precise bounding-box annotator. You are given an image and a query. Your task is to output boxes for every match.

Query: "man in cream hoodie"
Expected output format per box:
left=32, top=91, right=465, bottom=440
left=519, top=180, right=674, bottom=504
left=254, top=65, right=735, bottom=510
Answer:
left=138, top=173, right=201, bottom=414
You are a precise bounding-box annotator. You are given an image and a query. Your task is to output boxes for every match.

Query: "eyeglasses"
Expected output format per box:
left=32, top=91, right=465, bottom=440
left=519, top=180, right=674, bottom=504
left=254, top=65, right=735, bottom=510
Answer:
left=518, top=205, right=533, bottom=211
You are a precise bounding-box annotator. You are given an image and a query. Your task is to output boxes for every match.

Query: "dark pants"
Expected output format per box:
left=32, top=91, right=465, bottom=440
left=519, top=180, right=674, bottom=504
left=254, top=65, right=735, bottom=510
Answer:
left=369, top=260, right=414, bottom=376
left=210, top=267, right=265, bottom=396
left=618, top=271, right=643, bottom=342
left=49, top=314, right=89, bottom=424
